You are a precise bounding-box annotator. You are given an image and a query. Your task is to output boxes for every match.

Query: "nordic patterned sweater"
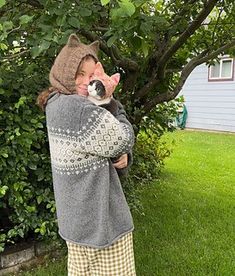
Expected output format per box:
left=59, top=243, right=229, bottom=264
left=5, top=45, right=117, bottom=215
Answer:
left=45, top=92, right=135, bottom=249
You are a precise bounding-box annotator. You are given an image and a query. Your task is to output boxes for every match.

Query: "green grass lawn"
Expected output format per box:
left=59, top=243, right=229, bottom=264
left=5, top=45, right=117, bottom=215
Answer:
left=134, top=130, right=235, bottom=275
left=18, top=130, right=235, bottom=276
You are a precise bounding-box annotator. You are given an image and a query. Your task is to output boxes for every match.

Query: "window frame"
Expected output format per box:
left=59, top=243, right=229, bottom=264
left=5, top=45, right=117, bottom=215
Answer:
left=208, top=57, right=234, bottom=82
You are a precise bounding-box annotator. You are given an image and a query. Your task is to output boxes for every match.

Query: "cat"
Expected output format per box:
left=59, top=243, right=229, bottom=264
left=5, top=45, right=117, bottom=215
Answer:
left=87, top=62, right=120, bottom=114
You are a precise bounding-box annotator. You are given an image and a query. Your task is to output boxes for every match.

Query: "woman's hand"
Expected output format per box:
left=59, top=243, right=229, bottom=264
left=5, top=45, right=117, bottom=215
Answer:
left=112, top=154, right=128, bottom=169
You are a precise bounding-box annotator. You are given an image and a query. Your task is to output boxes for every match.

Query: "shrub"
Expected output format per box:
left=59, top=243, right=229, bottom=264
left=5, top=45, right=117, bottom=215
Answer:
left=122, top=99, right=180, bottom=213
left=0, top=60, right=58, bottom=252
left=122, top=127, right=175, bottom=214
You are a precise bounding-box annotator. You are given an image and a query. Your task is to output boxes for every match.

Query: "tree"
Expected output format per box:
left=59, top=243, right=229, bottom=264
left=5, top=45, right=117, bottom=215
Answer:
left=0, top=0, right=234, bottom=126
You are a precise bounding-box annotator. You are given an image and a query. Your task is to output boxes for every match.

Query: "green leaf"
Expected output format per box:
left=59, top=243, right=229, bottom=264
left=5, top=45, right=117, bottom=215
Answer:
left=19, top=15, right=34, bottom=25
left=68, top=17, right=80, bottom=28
left=141, top=40, right=149, bottom=57
left=110, top=9, right=121, bottom=20
left=31, top=40, right=51, bottom=58
left=1, top=153, right=8, bottom=158
left=0, top=185, right=8, bottom=197
left=3, top=21, right=13, bottom=31
left=0, top=244, right=5, bottom=253
left=36, top=122, right=43, bottom=128
left=30, top=119, right=38, bottom=124
left=18, top=229, right=24, bottom=238
left=26, top=205, right=36, bottom=212
left=30, top=46, right=41, bottom=58
left=36, top=168, right=45, bottom=181
left=0, top=0, right=6, bottom=8
left=0, top=43, right=7, bottom=50
left=39, top=222, right=47, bottom=235
left=101, top=0, right=110, bottom=5
left=0, top=234, right=6, bottom=242
left=119, top=0, right=135, bottom=17
left=28, top=163, right=37, bottom=170
left=14, top=96, right=27, bottom=109
left=40, top=40, right=51, bottom=51
left=37, top=195, right=43, bottom=204
left=15, top=128, right=21, bottom=136
left=7, top=229, right=17, bottom=238
left=107, top=35, right=118, bottom=47
left=79, top=8, right=92, bottom=17
left=56, top=15, right=66, bottom=27
left=131, top=36, right=142, bottom=49
left=13, top=182, right=26, bottom=191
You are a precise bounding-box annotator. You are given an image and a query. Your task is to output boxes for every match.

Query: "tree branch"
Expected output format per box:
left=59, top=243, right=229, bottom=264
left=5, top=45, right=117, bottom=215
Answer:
left=161, top=1, right=174, bottom=14
left=0, top=2, right=23, bottom=17
left=7, top=26, right=21, bottom=35
left=142, top=53, right=207, bottom=115
left=1, top=49, right=30, bottom=63
left=91, top=27, right=109, bottom=32
left=139, top=0, right=219, bottom=101
left=165, top=67, right=184, bottom=73
left=211, top=3, right=224, bottom=44
left=170, top=0, right=198, bottom=27
left=135, top=77, right=160, bottom=99
left=77, top=29, right=139, bottom=72
left=142, top=38, right=235, bottom=116
left=157, top=0, right=218, bottom=79
left=24, top=0, right=44, bottom=9
left=197, top=38, right=235, bottom=64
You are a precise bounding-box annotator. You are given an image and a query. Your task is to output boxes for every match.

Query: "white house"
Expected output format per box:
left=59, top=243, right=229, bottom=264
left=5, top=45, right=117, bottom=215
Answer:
left=180, top=56, right=235, bottom=132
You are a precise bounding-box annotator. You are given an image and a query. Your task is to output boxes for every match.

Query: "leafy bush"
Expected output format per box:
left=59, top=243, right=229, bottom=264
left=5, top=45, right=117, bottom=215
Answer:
left=0, top=59, right=58, bottom=253
left=122, top=98, right=180, bottom=213
left=122, top=126, right=175, bottom=213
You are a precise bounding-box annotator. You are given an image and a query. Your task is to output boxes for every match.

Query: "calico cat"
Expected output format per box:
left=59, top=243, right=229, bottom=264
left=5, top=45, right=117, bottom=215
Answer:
left=88, top=79, right=118, bottom=114
left=87, top=62, right=120, bottom=114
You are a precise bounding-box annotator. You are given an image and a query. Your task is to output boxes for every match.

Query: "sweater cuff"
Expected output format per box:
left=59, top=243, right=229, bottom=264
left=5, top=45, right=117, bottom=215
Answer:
left=115, top=151, right=133, bottom=177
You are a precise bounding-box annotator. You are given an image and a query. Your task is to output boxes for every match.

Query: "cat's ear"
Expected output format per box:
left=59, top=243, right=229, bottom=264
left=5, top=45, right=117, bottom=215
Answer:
left=90, top=41, right=99, bottom=54
left=110, top=73, right=120, bottom=85
left=94, top=62, right=105, bottom=75
left=67, top=34, right=81, bottom=47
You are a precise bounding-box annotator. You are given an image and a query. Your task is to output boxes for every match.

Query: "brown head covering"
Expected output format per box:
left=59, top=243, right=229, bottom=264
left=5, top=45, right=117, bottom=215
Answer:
left=49, top=33, right=99, bottom=94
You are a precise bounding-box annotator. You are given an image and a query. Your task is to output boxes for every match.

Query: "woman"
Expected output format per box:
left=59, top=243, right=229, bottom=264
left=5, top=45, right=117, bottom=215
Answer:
left=37, top=33, right=136, bottom=275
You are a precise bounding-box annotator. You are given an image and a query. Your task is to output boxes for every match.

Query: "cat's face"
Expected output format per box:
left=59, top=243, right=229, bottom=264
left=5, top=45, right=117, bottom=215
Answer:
left=88, top=80, right=106, bottom=99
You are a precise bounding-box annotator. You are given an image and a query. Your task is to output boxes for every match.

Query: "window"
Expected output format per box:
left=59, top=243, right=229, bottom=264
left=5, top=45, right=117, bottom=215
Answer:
left=208, top=58, right=234, bottom=81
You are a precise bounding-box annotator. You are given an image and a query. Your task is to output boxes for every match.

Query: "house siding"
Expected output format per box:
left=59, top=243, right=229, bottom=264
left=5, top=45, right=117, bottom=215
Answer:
left=180, top=62, right=235, bottom=132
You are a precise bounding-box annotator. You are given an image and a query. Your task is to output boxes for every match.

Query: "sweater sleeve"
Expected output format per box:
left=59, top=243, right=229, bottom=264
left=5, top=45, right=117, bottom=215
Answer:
left=79, top=104, right=135, bottom=158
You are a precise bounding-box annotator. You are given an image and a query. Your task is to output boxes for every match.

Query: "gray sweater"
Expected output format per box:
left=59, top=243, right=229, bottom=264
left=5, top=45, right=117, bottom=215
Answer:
left=45, top=92, right=135, bottom=248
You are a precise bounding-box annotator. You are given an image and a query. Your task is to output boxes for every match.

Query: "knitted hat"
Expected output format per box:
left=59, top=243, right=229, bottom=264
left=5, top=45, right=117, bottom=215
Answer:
left=49, top=34, right=99, bottom=94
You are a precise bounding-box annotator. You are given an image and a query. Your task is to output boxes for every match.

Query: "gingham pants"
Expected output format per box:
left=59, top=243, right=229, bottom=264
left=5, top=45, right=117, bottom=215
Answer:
left=66, top=232, right=136, bottom=276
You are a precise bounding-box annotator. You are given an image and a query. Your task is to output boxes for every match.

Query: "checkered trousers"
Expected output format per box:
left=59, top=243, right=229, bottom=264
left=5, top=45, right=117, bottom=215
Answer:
left=66, top=231, right=136, bottom=276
